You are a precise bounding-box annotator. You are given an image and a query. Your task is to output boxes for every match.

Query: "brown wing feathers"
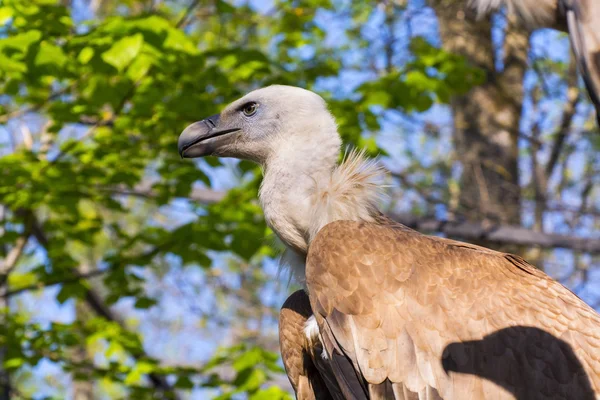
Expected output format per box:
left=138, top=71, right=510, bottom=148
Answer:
left=564, top=0, right=600, bottom=126
left=280, top=290, right=331, bottom=399
left=469, top=0, right=600, bottom=125
left=280, top=290, right=351, bottom=400
left=320, top=316, right=370, bottom=400
left=305, top=220, right=600, bottom=399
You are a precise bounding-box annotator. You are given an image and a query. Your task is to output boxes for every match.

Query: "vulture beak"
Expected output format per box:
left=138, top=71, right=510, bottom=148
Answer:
left=178, top=114, right=240, bottom=158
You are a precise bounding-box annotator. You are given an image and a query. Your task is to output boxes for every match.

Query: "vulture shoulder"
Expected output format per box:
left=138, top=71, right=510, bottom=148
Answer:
left=305, top=220, right=600, bottom=400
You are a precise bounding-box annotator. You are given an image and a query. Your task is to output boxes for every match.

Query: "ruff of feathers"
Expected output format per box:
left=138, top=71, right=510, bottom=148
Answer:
left=279, top=149, right=387, bottom=285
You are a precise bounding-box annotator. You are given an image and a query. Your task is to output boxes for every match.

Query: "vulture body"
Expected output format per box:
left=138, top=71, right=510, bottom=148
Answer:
left=470, top=0, right=600, bottom=125
left=178, top=85, right=600, bottom=400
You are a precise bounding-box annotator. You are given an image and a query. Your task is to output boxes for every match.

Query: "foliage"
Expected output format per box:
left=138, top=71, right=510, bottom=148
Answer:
left=201, top=345, right=291, bottom=400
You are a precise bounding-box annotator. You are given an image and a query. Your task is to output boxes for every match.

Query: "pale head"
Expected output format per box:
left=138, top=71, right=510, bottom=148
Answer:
left=178, top=85, right=340, bottom=165
left=178, top=85, right=385, bottom=268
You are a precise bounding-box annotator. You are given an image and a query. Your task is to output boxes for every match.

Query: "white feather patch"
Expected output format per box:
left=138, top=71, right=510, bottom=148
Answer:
left=307, top=148, right=387, bottom=242
left=468, top=0, right=553, bottom=26
left=303, top=315, right=329, bottom=360
left=304, top=315, right=320, bottom=344
left=276, top=149, right=387, bottom=284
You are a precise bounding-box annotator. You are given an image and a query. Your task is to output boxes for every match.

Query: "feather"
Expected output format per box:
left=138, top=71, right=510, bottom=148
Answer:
left=307, top=148, right=387, bottom=243
left=280, top=290, right=345, bottom=400
left=303, top=316, right=322, bottom=354
left=468, top=0, right=556, bottom=26
left=277, top=148, right=387, bottom=284
left=278, top=247, right=307, bottom=287
left=306, top=220, right=600, bottom=399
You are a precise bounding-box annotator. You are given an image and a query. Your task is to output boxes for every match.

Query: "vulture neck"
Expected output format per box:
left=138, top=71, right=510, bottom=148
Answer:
left=259, top=129, right=385, bottom=280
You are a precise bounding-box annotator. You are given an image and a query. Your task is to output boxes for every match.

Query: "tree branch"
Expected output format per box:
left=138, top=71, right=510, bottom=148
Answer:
left=2, top=268, right=108, bottom=298
left=100, top=183, right=226, bottom=205
left=0, top=211, right=33, bottom=285
left=545, top=58, right=580, bottom=179
left=0, top=235, right=29, bottom=278
left=175, top=0, right=202, bottom=28
left=392, top=213, right=600, bottom=253
left=0, top=85, right=74, bottom=124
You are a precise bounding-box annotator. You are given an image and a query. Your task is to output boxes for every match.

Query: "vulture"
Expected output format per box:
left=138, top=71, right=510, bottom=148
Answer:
left=178, top=85, right=600, bottom=399
left=471, top=0, right=600, bottom=125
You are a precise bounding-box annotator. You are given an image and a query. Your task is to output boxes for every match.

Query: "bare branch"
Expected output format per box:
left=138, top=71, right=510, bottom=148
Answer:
left=0, top=85, right=74, bottom=124
left=175, top=0, right=202, bottom=28
left=392, top=213, right=600, bottom=253
left=545, top=58, right=580, bottom=179
left=0, top=235, right=28, bottom=277
left=100, top=183, right=226, bottom=205
left=2, top=268, right=108, bottom=298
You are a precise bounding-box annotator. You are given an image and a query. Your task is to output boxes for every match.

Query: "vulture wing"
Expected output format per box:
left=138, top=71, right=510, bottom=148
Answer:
left=306, top=220, right=600, bottom=400
left=565, top=0, right=600, bottom=126
left=470, top=0, right=600, bottom=125
left=280, top=290, right=346, bottom=400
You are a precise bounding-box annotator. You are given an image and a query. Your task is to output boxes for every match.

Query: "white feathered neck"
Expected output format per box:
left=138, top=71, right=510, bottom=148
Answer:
left=306, top=149, right=385, bottom=241
left=259, top=145, right=386, bottom=282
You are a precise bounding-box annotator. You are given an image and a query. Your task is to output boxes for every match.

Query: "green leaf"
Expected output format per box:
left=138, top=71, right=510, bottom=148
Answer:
left=102, top=34, right=144, bottom=72
left=126, top=53, right=153, bottom=81
left=133, top=296, right=157, bottom=309
left=0, top=30, right=41, bottom=51
left=7, top=272, right=37, bottom=289
left=56, top=282, right=87, bottom=304
left=124, top=360, right=156, bottom=385
left=0, top=7, right=13, bottom=24
left=78, top=47, right=94, bottom=64
left=174, top=376, right=195, bottom=389
left=35, top=41, right=67, bottom=68
left=164, top=28, right=198, bottom=55
left=232, top=348, right=263, bottom=372
left=218, top=54, right=238, bottom=70
left=233, top=368, right=266, bottom=392
left=0, top=53, right=26, bottom=73
left=404, top=70, right=436, bottom=91
left=105, top=341, right=124, bottom=358
left=250, top=387, right=292, bottom=400
left=364, top=90, right=390, bottom=107
left=216, top=0, right=236, bottom=14
left=3, top=358, right=24, bottom=370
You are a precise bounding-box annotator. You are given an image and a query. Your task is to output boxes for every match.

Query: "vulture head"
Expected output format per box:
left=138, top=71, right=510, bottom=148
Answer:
left=179, top=85, right=385, bottom=264
left=178, top=85, right=340, bottom=165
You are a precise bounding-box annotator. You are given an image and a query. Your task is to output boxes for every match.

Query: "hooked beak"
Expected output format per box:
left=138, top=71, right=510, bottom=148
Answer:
left=178, top=114, right=240, bottom=158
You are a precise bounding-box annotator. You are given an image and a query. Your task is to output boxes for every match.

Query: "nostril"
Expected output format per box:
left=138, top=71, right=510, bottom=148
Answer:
left=206, top=118, right=216, bottom=128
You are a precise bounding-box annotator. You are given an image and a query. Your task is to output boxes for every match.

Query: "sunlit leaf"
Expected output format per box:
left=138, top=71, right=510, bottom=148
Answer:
left=102, top=33, right=144, bottom=72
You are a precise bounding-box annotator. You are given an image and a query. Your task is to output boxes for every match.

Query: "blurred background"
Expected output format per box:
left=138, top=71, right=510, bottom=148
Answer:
left=0, top=0, right=599, bottom=398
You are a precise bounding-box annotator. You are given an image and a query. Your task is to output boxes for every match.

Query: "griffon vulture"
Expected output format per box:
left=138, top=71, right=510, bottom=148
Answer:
left=178, top=86, right=600, bottom=399
left=471, top=0, right=600, bottom=125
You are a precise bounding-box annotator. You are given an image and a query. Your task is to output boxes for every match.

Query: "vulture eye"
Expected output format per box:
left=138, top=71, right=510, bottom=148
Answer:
left=242, top=102, right=258, bottom=117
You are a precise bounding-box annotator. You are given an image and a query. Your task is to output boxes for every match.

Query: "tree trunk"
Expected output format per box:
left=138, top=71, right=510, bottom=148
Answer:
left=431, top=0, right=530, bottom=226
left=0, top=297, right=10, bottom=400
left=0, top=233, right=28, bottom=400
left=72, top=300, right=94, bottom=400
left=71, top=260, right=95, bottom=400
